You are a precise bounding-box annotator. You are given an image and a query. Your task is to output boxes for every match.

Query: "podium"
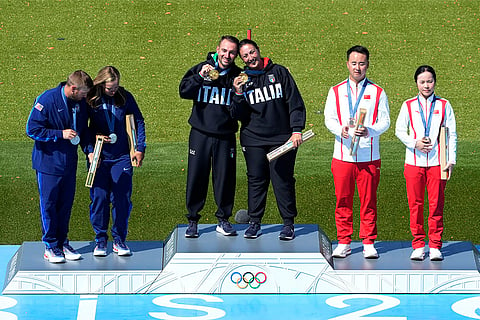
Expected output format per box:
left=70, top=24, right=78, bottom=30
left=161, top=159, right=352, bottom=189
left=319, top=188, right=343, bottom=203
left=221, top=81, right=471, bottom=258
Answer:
left=4, top=224, right=480, bottom=294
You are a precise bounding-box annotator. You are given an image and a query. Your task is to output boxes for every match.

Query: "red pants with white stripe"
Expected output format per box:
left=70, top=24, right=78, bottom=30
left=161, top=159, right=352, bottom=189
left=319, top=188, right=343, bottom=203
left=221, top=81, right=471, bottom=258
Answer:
left=404, top=164, right=446, bottom=249
left=331, top=158, right=381, bottom=245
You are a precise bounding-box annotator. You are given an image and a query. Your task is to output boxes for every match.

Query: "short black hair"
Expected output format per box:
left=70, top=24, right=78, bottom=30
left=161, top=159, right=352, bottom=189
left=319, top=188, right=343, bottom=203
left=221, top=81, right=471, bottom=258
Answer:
left=414, top=65, right=436, bottom=82
left=347, top=45, right=370, bottom=61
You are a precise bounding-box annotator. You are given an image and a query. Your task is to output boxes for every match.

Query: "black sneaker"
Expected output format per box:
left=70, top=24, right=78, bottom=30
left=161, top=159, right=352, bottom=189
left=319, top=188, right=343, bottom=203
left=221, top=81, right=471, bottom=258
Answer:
left=216, top=220, right=237, bottom=236
left=279, top=225, right=295, bottom=240
left=185, top=221, right=199, bottom=238
left=244, top=222, right=262, bottom=238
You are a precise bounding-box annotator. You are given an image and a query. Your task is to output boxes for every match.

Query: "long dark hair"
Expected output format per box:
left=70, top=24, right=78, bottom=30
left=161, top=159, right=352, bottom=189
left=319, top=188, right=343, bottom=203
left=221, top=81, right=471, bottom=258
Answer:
left=414, top=65, right=436, bottom=82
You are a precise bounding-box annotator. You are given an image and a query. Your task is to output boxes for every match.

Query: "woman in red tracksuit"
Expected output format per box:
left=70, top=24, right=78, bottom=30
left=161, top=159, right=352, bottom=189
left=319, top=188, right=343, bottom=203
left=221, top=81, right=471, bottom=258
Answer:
left=395, top=65, right=457, bottom=261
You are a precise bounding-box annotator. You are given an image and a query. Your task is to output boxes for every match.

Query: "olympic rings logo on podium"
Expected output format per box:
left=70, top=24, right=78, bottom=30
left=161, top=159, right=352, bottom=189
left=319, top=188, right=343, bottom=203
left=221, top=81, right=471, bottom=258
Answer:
left=230, top=271, right=267, bottom=289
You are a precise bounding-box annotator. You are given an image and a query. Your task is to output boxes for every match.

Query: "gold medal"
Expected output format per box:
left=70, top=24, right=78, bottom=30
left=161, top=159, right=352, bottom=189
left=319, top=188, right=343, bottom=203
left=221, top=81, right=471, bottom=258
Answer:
left=208, top=69, right=219, bottom=80
left=239, top=72, right=248, bottom=82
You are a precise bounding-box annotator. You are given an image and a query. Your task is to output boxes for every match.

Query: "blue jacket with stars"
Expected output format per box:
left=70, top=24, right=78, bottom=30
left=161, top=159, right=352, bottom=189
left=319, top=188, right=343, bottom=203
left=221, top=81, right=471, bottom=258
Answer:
left=26, top=82, right=91, bottom=176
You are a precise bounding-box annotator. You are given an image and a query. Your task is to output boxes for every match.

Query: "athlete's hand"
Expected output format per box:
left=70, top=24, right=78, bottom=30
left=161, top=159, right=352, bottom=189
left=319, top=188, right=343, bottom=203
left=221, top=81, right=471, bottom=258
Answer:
left=443, top=162, right=454, bottom=180
left=62, top=129, right=78, bottom=141
left=415, top=138, right=433, bottom=153
left=354, top=126, right=369, bottom=137
left=133, top=151, right=145, bottom=167
left=233, top=76, right=247, bottom=94
left=199, top=64, right=214, bottom=78
left=341, top=126, right=350, bottom=139
left=87, top=152, right=102, bottom=168
left=289, top=133, right=303, bottom=148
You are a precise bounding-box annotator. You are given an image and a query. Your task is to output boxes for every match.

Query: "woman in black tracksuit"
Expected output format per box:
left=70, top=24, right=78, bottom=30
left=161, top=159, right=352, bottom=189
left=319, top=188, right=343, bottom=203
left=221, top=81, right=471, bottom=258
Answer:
left=231, top=39, right=306, bottom=240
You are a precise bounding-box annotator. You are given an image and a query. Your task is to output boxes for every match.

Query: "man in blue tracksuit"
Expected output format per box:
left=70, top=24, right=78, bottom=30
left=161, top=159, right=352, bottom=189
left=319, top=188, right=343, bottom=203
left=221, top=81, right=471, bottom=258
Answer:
left=26, top=70, right=93, bottom=263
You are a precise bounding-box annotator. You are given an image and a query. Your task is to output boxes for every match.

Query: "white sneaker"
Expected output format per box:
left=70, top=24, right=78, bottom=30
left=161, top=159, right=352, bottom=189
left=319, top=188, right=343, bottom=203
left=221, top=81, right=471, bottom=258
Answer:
left=332, top=243, right=351, bottom=258
left=113, top=241, right=132, bottom=256
left=429, top=248, right=443, bottom=261
left=63, top=244, right=82, bottom=261
left=410, top=247, right=425, bottom=261
left=44, top=247, right=66, bottom=263
left=363, top=244, right=378, bottom=259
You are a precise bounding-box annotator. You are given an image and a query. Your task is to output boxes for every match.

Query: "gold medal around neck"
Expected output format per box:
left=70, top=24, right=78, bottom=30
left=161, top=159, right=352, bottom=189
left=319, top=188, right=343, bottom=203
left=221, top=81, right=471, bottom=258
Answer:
left=208, top=69, right=219, bottom=80
left=239, top=72, right=248, bottom=82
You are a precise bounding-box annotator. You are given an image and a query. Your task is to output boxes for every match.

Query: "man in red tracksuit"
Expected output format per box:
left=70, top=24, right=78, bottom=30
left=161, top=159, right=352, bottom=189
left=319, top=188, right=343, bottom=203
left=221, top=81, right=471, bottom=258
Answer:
left=324, top=46, right=390, bottom=259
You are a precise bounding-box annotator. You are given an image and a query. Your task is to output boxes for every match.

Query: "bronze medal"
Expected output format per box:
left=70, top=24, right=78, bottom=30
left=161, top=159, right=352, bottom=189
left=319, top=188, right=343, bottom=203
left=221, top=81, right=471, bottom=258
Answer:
left=348, top=118, right=355, bottom=128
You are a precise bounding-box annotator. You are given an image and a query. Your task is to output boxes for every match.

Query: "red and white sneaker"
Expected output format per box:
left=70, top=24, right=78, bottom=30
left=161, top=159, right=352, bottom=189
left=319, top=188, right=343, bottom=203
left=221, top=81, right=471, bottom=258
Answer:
left=44, top=247, right=66, bottom=263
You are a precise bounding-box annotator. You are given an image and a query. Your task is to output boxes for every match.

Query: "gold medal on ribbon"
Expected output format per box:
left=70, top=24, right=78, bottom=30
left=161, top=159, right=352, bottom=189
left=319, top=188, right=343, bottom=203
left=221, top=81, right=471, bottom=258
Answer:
left=209, top=69, right=219, bottom=80
left=239, top=72, right=248, bottom=82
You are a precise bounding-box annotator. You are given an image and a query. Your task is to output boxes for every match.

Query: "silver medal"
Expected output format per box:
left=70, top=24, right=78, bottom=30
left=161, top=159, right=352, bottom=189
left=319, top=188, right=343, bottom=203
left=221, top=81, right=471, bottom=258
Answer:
left=70, top=136, right=80, bottom=145
left=109, top=133, right=117, bottom=144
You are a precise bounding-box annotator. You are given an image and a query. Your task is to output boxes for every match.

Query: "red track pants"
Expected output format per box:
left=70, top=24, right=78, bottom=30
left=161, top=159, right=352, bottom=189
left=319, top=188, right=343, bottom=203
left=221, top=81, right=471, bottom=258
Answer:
left=331, top=158, right=381, bottom=245
left=404, top=164, right=446, bottom=249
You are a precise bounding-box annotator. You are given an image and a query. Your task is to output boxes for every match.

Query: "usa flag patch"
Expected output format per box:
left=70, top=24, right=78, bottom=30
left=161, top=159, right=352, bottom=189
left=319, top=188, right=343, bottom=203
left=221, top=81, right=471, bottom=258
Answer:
left=34, top=103, right=44, bottom=111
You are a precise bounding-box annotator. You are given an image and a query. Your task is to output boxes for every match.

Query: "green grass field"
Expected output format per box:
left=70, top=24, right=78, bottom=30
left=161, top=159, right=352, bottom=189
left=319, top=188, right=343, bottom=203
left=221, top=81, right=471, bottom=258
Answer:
left=0, top=0, right=478, bottom=244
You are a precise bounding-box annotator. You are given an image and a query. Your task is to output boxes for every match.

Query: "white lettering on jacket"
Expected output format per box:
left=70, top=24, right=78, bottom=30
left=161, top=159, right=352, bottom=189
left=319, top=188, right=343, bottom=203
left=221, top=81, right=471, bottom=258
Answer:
left=197, top=86, right=232, bottom=105
left=246, top=83, right=283, bottom=105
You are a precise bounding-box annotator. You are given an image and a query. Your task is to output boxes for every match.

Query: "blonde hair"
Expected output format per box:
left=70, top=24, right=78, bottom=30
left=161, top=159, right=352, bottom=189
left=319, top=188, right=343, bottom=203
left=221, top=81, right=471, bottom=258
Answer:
left=87, top=66, right=126, bottom=107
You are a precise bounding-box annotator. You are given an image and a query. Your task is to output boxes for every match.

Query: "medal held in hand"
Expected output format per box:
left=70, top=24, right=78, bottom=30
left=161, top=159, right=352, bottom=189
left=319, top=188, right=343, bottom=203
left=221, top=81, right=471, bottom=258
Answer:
left=239, top=72, right=249, bottom=83
left=70, top=135, right=80, bottom=145
left=208, top=69, right=219, bottom=80
left=348, top=118, right=355, bottom=128
left=109, top=133, right=117, bottom=144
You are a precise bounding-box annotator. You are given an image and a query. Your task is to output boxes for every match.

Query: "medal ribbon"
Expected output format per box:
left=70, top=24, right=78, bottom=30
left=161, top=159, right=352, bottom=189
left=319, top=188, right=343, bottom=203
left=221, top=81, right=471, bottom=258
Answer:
left=61, top=86, right=77, bottom=131
left=102, top=97, right=116, bottom=134
left=212, top=53, right=230, bottom=76
left=347, top=78, right=368, bottom=121
left=244, top=69, right=265, bottom=75
left=417, top=95, right=436, bottom=137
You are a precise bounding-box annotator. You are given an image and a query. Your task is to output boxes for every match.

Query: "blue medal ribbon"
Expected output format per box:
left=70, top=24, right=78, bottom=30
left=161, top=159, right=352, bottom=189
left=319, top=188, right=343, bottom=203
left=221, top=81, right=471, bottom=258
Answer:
left=347, top=78, right=368, bottom=122
left=61, top=86, right=80, bottom=144
left=102, top=97, right=116, bottom=134
left=244, top=69, right=265, bottom=75
left=417, top=95, right=436, bottom=137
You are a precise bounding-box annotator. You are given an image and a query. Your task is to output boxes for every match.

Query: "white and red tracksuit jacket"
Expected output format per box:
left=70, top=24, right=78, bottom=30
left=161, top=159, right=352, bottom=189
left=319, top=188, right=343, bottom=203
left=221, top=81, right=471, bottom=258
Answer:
left=395, top=94, right=457, bottom=167
left=324, top=78, right=390, bottom=162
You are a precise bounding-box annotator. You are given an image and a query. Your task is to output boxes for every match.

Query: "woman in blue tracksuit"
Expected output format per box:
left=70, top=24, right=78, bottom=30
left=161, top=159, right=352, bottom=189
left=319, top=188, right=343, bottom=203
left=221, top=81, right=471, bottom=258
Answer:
left=87, top=66, right=146, bottom=257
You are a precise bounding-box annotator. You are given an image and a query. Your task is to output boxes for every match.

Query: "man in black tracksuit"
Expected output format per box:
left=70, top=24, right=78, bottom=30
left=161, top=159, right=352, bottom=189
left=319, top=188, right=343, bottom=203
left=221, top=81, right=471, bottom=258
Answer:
left=231, top=39, right=306, bottom=240
left=179, top=35, right=241, bottom=238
